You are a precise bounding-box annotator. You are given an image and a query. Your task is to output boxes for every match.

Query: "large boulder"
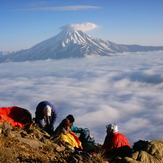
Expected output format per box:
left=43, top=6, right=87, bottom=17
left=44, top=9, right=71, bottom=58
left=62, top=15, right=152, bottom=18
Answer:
left=120, top=140, right=163, bottom=163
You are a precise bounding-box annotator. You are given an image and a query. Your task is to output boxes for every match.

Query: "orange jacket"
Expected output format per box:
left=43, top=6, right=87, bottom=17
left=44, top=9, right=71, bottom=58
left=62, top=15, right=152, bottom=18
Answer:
left=0, top=106, right=32, bottom=128
left=101, top=132, right=131, bottom=155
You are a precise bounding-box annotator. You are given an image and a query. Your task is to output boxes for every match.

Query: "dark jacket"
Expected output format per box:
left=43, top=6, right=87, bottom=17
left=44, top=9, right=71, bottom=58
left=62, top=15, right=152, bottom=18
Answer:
left=35, top=101, right=57, bottom=133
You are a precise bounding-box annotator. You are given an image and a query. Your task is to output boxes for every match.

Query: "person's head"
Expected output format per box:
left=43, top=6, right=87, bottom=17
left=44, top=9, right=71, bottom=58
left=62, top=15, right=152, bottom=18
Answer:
left=106, top=124, right=118, bottom=135
left=66, top=114, right=75, bottom=126
left=61, top=118, right=71, bottom=130
left=43, top=105, right=52, bottom=126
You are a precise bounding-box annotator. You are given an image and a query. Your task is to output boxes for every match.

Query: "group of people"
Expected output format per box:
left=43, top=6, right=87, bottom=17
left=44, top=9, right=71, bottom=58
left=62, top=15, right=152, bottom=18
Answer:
left=35, top=101, right=132, bottom=161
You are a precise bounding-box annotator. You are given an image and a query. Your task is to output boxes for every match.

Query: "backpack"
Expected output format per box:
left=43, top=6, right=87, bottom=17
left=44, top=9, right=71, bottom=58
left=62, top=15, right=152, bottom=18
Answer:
left=79, top=128, right=95, bottom=144
left=133, top=140, right=149, bottom=151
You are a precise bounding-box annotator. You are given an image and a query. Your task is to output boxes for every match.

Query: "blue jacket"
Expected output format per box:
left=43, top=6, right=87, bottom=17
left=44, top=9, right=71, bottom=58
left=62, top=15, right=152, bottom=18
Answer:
left=71, top=126, right=95, bottom=144
left=70, top=126, right=84, bottom=137
left=35, top=101, right=57, bottom=132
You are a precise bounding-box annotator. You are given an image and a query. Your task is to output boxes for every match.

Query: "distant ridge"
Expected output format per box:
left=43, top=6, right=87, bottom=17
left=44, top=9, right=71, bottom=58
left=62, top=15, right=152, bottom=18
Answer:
left=0, top=29, right=163, bottom=62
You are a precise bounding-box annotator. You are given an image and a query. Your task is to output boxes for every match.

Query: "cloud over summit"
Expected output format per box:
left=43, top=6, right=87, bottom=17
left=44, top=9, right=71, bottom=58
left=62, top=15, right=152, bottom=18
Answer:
left=60, top=22, right=100, bottom=32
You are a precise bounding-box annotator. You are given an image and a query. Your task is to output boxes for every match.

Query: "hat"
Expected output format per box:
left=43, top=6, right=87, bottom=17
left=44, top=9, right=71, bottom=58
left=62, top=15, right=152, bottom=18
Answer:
left=43, top=105, right=52, bottom=117
left=106, top=124, right=118, bottom=133
left=66, top=114, right=75, bottom=123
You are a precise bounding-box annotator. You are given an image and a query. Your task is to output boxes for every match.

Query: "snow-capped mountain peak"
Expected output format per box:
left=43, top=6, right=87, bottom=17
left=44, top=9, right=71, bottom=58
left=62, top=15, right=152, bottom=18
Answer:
left=0, top=29, right=163, bottom=62
left=54, top=29, right=94, bottom=46
left=61, top=30, right=88, bottom=46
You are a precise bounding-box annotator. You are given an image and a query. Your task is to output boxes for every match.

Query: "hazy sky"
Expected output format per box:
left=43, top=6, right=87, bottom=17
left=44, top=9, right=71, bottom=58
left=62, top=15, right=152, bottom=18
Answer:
left=0, top=51, right=163, bottom=144
left=1, top=0, right=163, bottom=51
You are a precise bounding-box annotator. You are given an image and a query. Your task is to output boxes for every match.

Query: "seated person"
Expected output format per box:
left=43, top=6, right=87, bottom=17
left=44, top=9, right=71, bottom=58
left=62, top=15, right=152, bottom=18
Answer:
left=59, top=118, right=83, bottom=152
left=66, top=114, right=96, bottom=152
left=100, top=124, right=132, bottom=161
left=35, top=101, right=57, bottom=135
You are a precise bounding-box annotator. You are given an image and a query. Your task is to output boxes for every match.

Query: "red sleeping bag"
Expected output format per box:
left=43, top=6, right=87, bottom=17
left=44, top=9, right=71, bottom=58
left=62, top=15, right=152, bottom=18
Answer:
left=0, top=106, right=32, bottom=128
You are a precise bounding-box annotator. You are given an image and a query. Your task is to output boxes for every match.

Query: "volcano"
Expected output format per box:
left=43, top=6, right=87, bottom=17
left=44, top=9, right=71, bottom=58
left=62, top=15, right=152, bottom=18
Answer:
left=1, top=28, right=163, bottom=62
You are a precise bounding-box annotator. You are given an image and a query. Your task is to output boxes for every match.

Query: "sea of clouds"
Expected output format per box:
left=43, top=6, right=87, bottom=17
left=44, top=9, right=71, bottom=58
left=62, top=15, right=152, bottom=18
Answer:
left=0, top=51, right=163, bottom=145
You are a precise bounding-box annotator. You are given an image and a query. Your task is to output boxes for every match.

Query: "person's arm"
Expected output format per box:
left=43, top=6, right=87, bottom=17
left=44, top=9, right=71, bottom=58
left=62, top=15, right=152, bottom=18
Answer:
left=71, top=125, right=84, bottom=133
left=49, top=112, right=57, bottom=131
left=35, top=110, right=44, bottom=128
left=37, top=119, right=44, bottom=128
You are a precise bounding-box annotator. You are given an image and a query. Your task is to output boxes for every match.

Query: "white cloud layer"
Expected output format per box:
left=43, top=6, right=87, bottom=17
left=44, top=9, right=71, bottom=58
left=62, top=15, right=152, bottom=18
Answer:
left=0, top=51, right=163, bottom=145
left=60, top=23, right=100, bottom=32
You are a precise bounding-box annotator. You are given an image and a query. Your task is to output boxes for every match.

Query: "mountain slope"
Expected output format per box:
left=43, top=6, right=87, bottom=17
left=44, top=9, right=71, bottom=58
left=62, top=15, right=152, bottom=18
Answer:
left=1, top=121, right=163, bottom=163
left=1, top=29, right=163, bottom=62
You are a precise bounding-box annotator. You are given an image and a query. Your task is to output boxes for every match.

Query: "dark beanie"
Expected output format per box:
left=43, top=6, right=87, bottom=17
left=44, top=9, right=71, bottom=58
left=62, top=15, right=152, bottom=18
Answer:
left=66, top=114, right=75, bottom=123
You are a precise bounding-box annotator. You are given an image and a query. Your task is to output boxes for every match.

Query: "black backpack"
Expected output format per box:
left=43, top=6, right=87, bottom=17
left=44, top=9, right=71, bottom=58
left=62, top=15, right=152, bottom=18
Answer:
left=133, top=140, right=149, bottom=151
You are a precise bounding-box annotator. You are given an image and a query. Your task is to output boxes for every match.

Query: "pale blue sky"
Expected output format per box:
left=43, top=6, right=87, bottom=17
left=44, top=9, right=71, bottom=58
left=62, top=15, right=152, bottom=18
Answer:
left=1, top=0, right=163, bottom=51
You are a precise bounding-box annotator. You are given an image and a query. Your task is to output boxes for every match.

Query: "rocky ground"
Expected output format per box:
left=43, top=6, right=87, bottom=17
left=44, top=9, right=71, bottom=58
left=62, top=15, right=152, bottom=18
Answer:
left=0, top=121, right=162, bottom=163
